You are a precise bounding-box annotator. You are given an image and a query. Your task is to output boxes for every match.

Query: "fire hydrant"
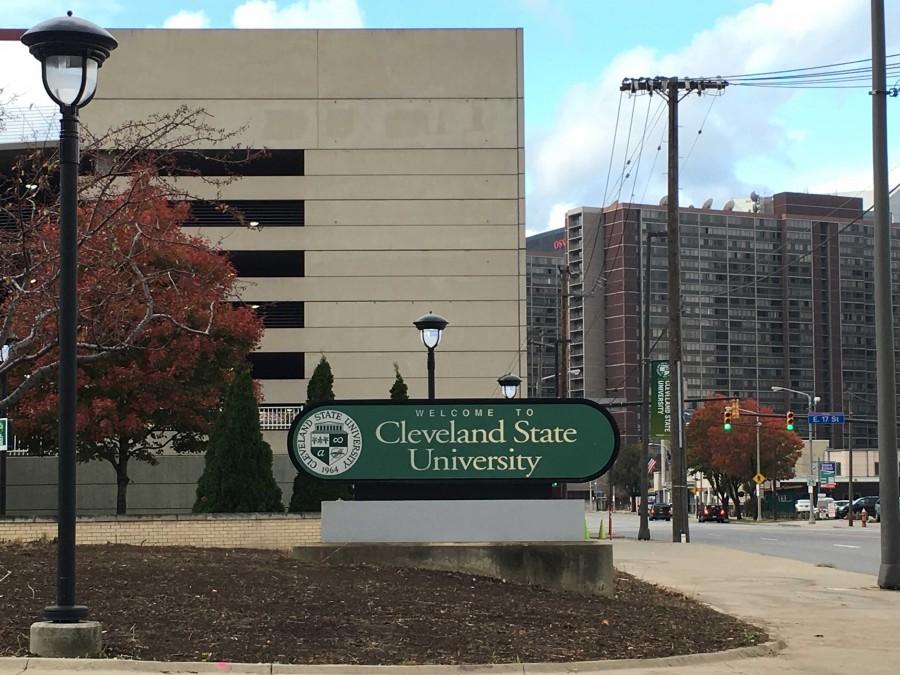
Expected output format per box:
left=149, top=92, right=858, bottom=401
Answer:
left=861, top=508, right=868, bottom=527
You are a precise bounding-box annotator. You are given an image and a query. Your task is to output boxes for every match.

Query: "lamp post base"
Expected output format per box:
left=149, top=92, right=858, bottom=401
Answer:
left=29, top=620, right=102, bottom=658
left=43, top=604, right=89, bottom=622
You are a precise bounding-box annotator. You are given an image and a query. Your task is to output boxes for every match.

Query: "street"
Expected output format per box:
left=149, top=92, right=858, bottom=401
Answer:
left=587, top=510, right=887, bottom=575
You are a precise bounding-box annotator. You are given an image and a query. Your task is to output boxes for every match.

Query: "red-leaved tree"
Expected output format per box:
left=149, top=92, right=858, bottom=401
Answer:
left=0, top=107, right=265, bottom=513
left=11, top=178, right=261, bottom=513
left=687, top=397, right=803, bottom=518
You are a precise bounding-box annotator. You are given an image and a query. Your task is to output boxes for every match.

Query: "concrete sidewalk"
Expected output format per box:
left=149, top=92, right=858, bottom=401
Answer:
left=2, top=540, right=899, bottom=674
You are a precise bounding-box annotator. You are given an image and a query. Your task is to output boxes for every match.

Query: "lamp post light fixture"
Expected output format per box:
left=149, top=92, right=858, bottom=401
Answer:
left=772, top=386, right=819, bottom=524
left=413, top=312, right=448, bottom=400
left=498, top=373, right=522, bottom=399
left=21, top=12, right=116, bottom=631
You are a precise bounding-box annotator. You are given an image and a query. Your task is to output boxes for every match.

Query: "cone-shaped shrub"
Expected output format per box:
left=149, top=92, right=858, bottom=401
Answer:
left=194, top=368, right=283, bottom=512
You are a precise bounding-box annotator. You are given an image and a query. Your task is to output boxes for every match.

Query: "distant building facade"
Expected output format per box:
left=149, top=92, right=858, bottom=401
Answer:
left=567, top=192, right=895, bottom=451
left=525, top=228, right=565, bottom=397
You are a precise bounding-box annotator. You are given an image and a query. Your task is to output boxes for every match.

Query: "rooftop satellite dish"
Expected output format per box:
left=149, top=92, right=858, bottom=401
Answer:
left=750, top=191, right=760, bottom=202
left=659, top=196, right=668, bottom=206
left=702, top=198, right=714, bottom=209
left=723, top=199, right=735, bottom=211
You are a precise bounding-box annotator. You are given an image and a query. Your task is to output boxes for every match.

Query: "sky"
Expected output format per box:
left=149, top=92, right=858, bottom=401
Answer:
left=1, top=0, right=899, bottom=234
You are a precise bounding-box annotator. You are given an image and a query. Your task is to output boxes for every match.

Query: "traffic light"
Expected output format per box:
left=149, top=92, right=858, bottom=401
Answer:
left=731, top=398, right=741, bottom=419
left=723, top=406, right=732, bottom=431
left=785, top=410, right=795, bottom=431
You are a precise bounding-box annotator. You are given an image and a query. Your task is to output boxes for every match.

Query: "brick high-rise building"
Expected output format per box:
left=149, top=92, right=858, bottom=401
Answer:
left=567, top=192, right=895, bottom=453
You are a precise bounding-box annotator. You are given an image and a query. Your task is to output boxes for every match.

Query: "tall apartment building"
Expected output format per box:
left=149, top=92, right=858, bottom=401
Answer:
left=525, top=228, right=564, bottom=397
left=80, top=28, right=527, bottom=405
left=567, top=193, right=895, bottom=451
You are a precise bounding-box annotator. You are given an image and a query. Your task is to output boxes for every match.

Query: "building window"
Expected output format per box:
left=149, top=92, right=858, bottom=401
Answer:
left=186, top=200, right=305, bottom=227
left=228, top=251, right=304, bottom=277
left=248, top=352, right=305, bottom=379
left=95, top=148, right=305, bottom=176
left=236, top=301, right=305, bottom=328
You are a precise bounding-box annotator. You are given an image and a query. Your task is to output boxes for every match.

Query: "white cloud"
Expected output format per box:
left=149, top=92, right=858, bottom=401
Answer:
left=163, top=10, right=211, bottom=29
left=232, top=0, right=364, bottom=28
left=527, top=0, right=888, bottom=234
left=0, top=42, right=49, bottom=107
left=530, top=201, right=575, bottom=236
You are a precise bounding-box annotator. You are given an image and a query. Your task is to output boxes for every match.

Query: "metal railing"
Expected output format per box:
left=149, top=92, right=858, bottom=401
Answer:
left=259, top=405, right=303, bottom=430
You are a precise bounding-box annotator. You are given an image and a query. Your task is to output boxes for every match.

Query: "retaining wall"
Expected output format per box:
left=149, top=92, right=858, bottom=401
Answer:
left=0, top=513, right=320, bottom=550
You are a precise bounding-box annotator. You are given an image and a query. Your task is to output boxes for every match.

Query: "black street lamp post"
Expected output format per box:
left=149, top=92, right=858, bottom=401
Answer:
left=413, top=312, right=448, bottom=400
left=497, top=373, right=522, bottom=399
left=21, top=12, right=117, bottom=625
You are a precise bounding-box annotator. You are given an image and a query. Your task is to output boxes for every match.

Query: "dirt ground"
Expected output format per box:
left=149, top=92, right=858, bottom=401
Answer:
left=0, top=543, right=766, bottom=665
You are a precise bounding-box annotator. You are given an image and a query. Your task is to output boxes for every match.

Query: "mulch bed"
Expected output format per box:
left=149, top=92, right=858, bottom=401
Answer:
left=0, top=543, right=766, bottom=665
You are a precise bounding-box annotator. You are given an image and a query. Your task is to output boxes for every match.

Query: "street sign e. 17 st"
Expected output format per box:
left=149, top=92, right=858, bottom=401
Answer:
left=808, top=413, right=845, bottom=425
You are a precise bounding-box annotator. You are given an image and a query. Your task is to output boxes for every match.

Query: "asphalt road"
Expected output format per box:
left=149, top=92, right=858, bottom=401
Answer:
left=586, top=510, right=889, bottom=575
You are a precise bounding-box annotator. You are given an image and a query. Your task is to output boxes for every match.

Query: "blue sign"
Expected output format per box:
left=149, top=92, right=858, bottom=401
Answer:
left=808, top=413, right=845, bottom=425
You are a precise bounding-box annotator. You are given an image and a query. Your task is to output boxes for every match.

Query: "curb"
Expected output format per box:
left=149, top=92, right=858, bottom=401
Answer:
left=0, top=640, right=786, bottom=674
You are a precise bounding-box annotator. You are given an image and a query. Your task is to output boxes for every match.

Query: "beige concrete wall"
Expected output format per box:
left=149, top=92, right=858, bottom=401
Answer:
left=0, top=514, right=320, bottom=550
left=84, top=28, right=526, bottom=401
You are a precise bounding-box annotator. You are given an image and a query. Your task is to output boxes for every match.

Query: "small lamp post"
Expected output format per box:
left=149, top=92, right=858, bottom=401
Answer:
left=497, top=373, right=522, bottom=399
left=413, top=312, right=448, bottom=400
left=21, top=11, right=116, bottom=648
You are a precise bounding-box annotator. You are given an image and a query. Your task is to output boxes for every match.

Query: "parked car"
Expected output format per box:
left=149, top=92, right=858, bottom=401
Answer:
left=833, top=499, right=850, bottom=516
left=841, top=496, right=880, bottom=519
left=875, top=498, right=900, bottom=522
left=698, top=504, right=728, bottom=523
left=649, top=503, right=671, bottom=521
left=795, top=499, right=811, bottom=514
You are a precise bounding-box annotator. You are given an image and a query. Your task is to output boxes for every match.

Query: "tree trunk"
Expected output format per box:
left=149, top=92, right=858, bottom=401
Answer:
left=631, top=495, right=637, bottom=512
left=115, top=445, right=129, bottom=515
left=729, top=483, right=742, bottom=519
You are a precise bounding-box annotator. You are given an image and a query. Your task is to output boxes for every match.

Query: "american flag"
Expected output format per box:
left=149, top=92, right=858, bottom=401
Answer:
left=647, top=457, right=657, bottom=473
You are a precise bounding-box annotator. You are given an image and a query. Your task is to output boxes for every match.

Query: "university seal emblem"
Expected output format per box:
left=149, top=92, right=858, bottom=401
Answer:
left=293, top=410, right=362, bottom=477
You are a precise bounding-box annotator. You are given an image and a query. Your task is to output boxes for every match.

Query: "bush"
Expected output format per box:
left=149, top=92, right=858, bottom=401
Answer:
left=194, top=368, right=283, bottom=513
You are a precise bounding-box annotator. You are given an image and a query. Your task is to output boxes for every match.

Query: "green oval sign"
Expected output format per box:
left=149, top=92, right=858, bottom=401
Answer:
left=287, top=399, right=620, bottom=481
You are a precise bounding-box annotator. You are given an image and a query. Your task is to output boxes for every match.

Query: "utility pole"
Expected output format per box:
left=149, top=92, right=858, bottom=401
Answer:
left=621, top=75, right=727, bottom=543
left=756, top=419, right=762, bottom=521
left=871, top=0, right=900, bottom=589
left=559, top=265, right=571, bottom=399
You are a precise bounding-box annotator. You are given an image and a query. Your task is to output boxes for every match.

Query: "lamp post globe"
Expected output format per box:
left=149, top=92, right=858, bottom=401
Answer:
left=413, top=312, right=448, bottom=350
left=498, top=373, right=522, bottom=400
left=21, top=12, right=117, bottom=110
left=22, top=12, right=116, bottom=628
left=413, top=312, right=448, bottom=400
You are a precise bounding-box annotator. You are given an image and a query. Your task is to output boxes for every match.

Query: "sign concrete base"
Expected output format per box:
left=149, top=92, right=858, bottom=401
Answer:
left=322, top=498, right=585, bottom=543
left=30, top=620, right=102, bottom=658
left=294, top=541, right=614, bottom=596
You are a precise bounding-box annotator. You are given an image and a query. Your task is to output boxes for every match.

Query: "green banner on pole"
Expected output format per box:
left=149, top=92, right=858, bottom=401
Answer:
left=650, top=360, right=671, bottom=438
left=287, top=399, right=620, bottom=482
left=0, top=418, right=7, bottom=452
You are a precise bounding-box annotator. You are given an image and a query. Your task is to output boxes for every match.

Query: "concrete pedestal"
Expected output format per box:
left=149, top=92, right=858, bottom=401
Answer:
left=30, top=621, right=102, bottom=658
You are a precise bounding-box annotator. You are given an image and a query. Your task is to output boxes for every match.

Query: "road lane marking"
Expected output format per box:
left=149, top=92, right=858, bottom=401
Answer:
left=761, top=537, right=779, bottom=541
left=833, top=544, right=861, bottom=549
